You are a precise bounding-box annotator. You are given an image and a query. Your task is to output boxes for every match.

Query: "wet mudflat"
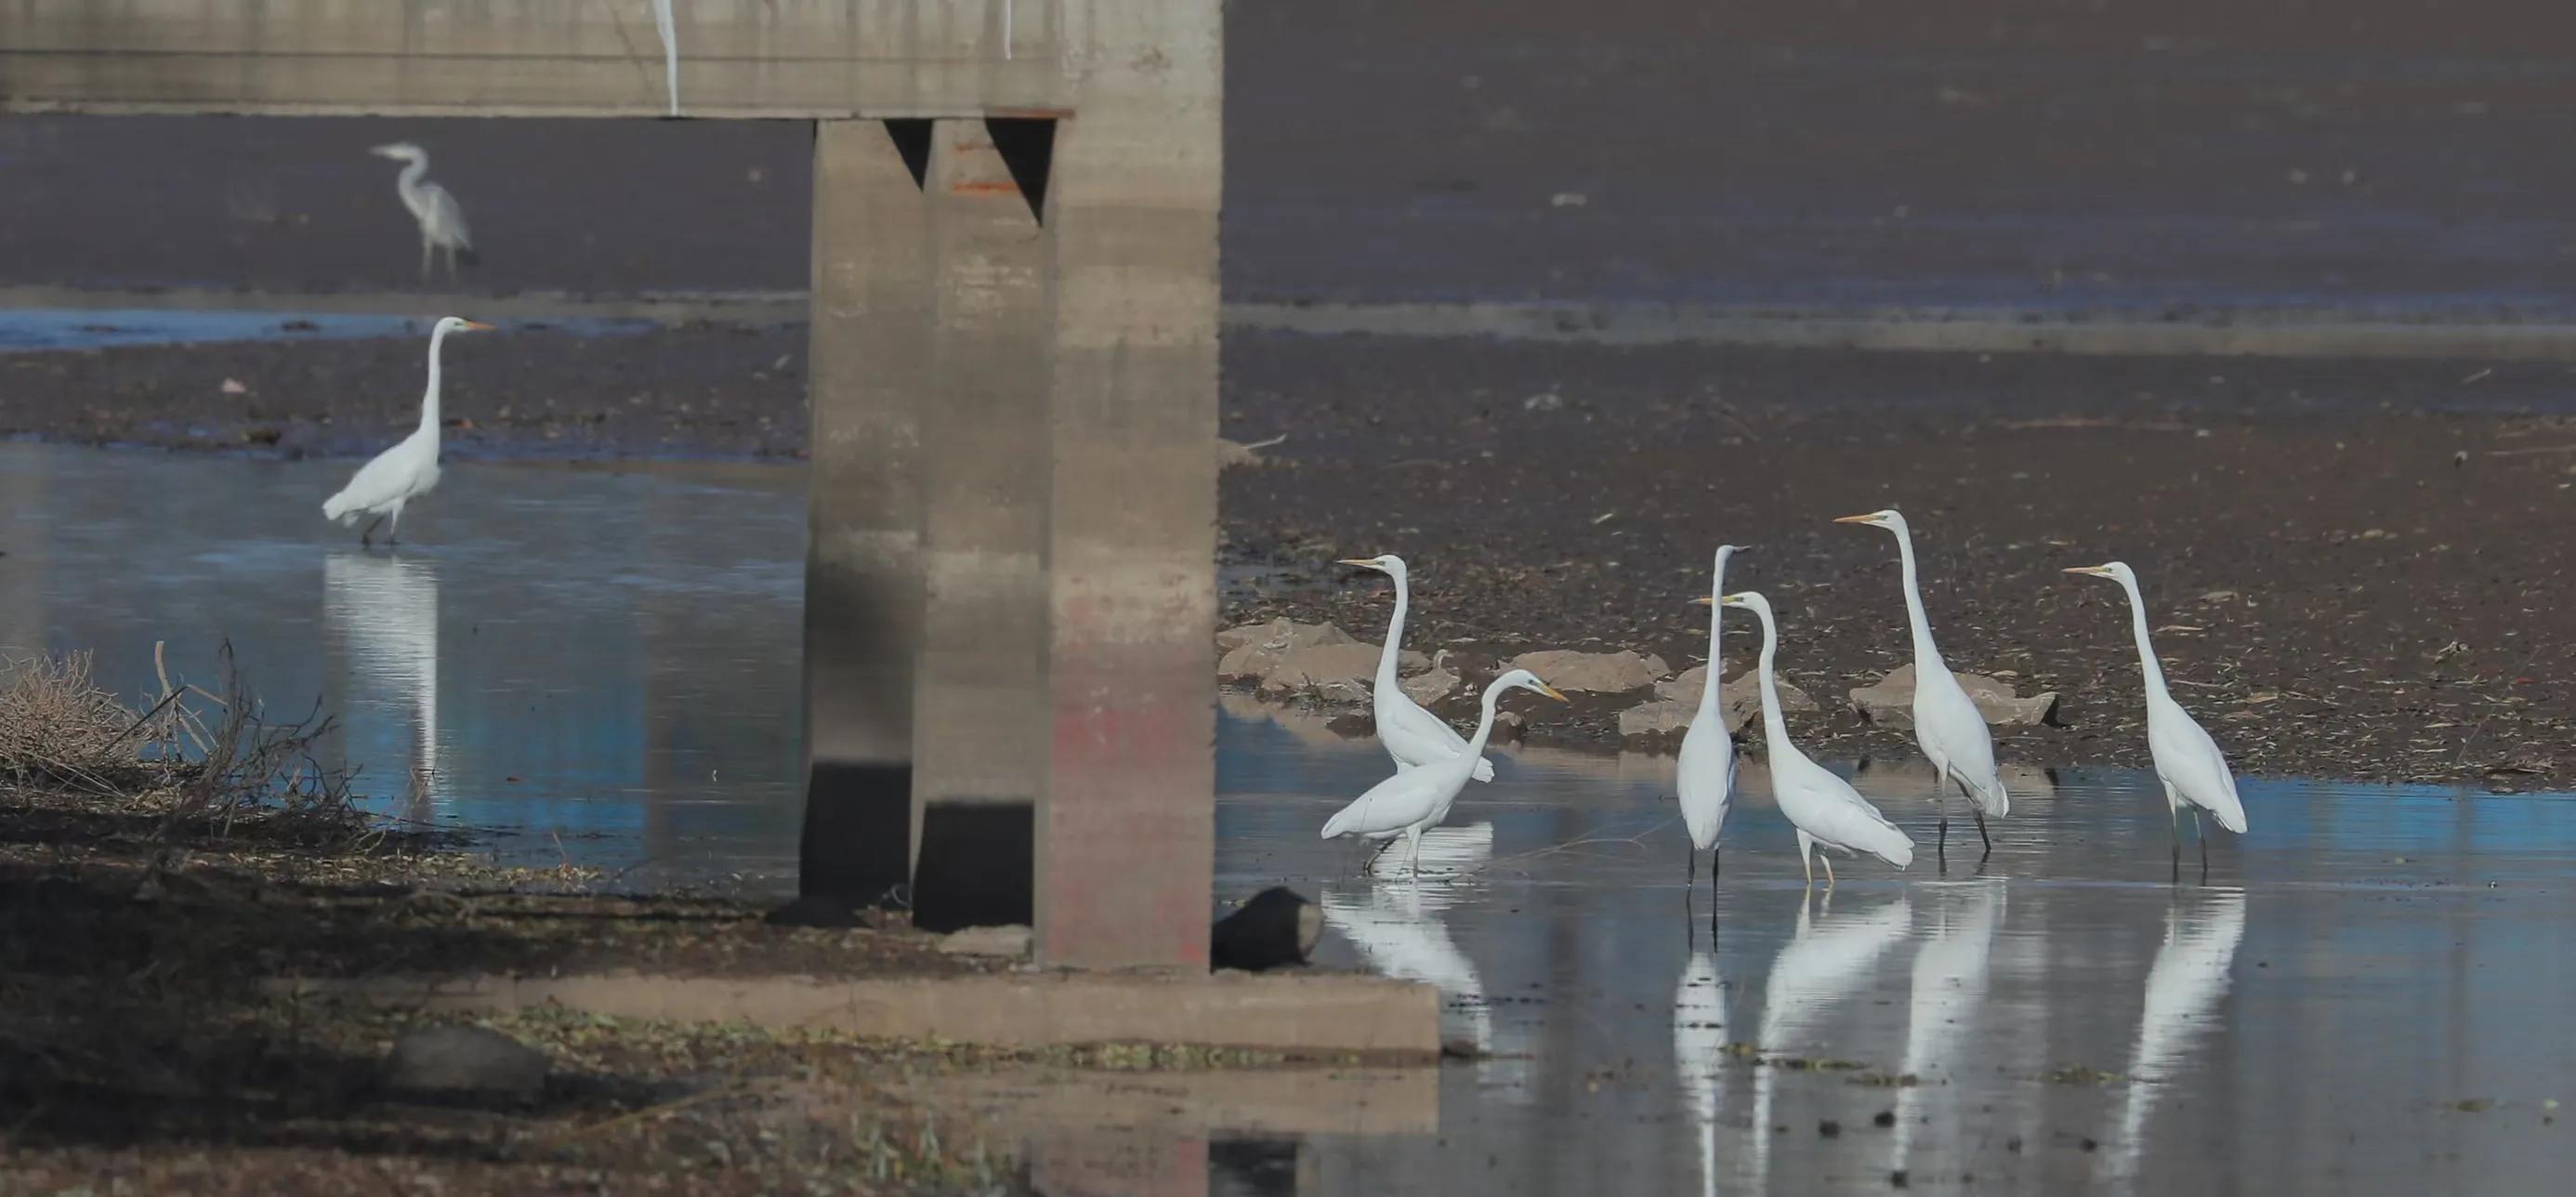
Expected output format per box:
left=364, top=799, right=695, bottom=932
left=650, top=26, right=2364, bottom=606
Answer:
left=7, top=444, right=2575, bottom=1191
left=1223, top=702, right=2576, bottom=1195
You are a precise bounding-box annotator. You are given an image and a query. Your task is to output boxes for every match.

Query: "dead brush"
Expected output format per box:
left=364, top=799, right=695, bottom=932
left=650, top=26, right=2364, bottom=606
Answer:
left=2, top=642, right=368, bottom=848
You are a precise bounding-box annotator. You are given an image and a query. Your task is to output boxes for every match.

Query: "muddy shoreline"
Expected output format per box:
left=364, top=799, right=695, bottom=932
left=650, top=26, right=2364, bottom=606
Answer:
left=9, top=325, right=2576, bottom=789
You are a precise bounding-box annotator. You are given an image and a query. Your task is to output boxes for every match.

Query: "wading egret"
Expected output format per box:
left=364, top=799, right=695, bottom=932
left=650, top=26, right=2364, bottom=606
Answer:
left=321, top=316, right=491, bottom=546
left=1338, top=556, right=1495, bottom=783
left=1321, top=668, right=1566, bottom=875
left=1713, top=591, right=1914, bottom=887
left=2065, top=562, right=2250, bottom=874
left=1677, top=545, right=1742, bottom=891
left=1836, top=509, right=2008, bottom=860
left=370, top=142, right=478, bottom=282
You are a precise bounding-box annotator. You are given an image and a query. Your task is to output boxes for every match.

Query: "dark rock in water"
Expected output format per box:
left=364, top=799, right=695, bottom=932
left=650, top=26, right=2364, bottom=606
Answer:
left=1210, top=886, right=1322, bottom=972
left=383, top=1025, right=547, bottom=1102
left=1873, top=1109, right=1897, bottom=1127
left=1820, top=1118, right=1842, bottom=1138
left=765, top=893, right=865, bottom=927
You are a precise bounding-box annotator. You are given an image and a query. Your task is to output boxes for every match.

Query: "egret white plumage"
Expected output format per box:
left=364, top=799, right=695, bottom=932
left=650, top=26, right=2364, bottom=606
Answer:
left=370, top=142, right=478, bottom=282
left=321, top=316, right=490, bottom=546
left=2065, top=562, right=2249, bottom=875
left=1676, top=545, right=1742, bottom=891
left=1711, top=591, right=1915, bottom=888
left=1836, top=509, right=2009, bottom=860
left=1321, top=668, right=1566, bottom=875
left=1338, top=556, right=1495, bottom=783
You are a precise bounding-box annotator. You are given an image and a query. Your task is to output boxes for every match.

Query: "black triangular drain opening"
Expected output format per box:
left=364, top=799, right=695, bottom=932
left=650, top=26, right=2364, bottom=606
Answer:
left=883, top=119, right=934, bottom=191
left=984, top=117, right=1056, bottom=224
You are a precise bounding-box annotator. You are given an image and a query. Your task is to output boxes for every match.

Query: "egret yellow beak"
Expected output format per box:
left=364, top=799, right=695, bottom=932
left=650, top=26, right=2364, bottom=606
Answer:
left=2063, top=565, right=2109, bottom=576
left=1536, top=684, right=1570, bottom=703
left=461, top=321, right=496, bottom=332
left=1335, top=558, right=1376, bottom=568
left=1717, top=592, right=1751, bottom=607
left=1689, top=596, right=1715, bottom=606
left=1833, top=513, right=1879, bottom=525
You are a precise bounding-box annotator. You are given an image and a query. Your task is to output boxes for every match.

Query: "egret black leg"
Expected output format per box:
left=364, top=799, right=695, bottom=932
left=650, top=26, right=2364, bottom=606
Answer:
left=359, top=514, right=384, bottom=547
left=1972, top=804, right=1994, bottom=856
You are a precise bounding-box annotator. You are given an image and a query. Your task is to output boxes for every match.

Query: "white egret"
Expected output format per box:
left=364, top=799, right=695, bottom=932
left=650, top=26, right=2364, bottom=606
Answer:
left=1321, top=668, right=1566, bottom=875
left=2065, top=562, right=2250, bottom=874
left=1712, top=591, right=1915, bottom=887
left=1677, top=545, right=1742, bottom=890
left=1337, top=556, right=1495, bottom=783
left=1836, top=509, right=2009, bottom=860
left=321, top=316, right=491, bottom=546
left=370, top=142, right=478, bottom=282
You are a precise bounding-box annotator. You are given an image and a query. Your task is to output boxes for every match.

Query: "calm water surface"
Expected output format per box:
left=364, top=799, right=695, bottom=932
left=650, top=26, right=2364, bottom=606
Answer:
left=5, top=443, right=2570, bottom=1193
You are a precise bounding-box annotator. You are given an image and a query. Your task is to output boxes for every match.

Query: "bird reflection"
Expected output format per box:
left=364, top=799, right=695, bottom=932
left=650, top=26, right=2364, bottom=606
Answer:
left=1890, top=880, right=2005, bottom=1175
left=1324, top=822, right=1531, bottom=1098
left=323, top=551, right=440, bottom=820
left=2102, top=888, right=2249, bottom=1190
left=1671, top=947, right=1728, bottom=1197
left=1750, top=893, right=1916, bottom=1186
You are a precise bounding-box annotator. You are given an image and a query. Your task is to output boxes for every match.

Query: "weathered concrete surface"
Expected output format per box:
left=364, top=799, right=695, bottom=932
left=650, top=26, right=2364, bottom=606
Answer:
left=796, top=120, right=930, bottom=910
left=1033, top=2, right=1223, bottom=969
left=910, top=119, right=1050, bottom=933
left=0, top=1, right=1069, bottom=118
left=269, top=971, right=1441, bottom=1058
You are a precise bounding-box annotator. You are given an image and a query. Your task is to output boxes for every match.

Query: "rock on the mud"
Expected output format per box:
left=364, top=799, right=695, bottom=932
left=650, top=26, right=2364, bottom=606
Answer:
left=383, top=1025, right=549, bottom=1102
left=1217, top=620, right=1354, bottom=681
left=1652, top=666, right=1816, bottom=728
left=939, top=924, right=1033, bottom=957
left=1400, top=652, right=1465, bottom=706
left=1257, top=642, right=1382, bottom=704
left=1848, top=664, right=2061, bottom=730
left=1619, top=699, right=1695, bottom=742
left=1507, top=649, right=1670, bottom=695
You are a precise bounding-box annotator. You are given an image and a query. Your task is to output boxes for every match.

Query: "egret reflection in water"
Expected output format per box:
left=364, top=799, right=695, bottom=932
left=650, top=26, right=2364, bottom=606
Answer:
left=1671, top=946, right=1728, bottom=1197
left=322, top=551, right=441, bottom=820
left=1749, top=893, right=1915, bottom=1186
left=1890, top=879, right=2006, bottom=1175
left=2103, top=888, right=2250, bottom=1189
left=1322, top=822, right=1533, bottom=1097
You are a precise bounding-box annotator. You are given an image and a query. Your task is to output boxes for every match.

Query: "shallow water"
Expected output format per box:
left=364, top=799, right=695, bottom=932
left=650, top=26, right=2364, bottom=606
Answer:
left=7, top=443, right=2572, bottom=1192
left=0, top=308, right=655, bottom=352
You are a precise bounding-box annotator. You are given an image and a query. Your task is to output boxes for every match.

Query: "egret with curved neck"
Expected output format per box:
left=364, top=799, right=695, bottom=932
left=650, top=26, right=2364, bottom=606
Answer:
left=1836, top=508, right=2008, bottom=862
left=1677, top=545, right=1741, bottom=895
left=2066, top=561, right=2248, bottom=877
left=370, top=141, right=478, bottom=282
left=1338, top=556, right=1495, bottom=783
left=322, top=317, right=492, bottom=547
left=1321, top=668, right=1566, bottom=876
left=1711, top=591, right=1914, bottom=888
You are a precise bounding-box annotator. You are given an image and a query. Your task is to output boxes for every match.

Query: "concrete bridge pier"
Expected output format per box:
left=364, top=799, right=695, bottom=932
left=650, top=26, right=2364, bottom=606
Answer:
left=801, top=12, right=1220, bottom=969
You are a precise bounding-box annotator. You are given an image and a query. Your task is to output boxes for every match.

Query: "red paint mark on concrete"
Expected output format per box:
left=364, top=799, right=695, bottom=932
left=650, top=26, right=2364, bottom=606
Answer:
left=952, top=179, right=1022, bottom=197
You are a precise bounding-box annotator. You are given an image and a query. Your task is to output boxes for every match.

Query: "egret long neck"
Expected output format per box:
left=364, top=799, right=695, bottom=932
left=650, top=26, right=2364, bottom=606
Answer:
left=1894, top=527, right=1941, bottom=666
left=1462, top=683, right=1507, bottom=760
left=2116, top=573, right=2170, bottom=701
left=1753, top=608, right=1792, bottom=752
left=1373, top=570, right=1410, bottom=691
left=1696, top=556, right=1728, bottom=717
left=396, top=156, right=431, bottom=214
left=418, top=324, right=449, bottom=437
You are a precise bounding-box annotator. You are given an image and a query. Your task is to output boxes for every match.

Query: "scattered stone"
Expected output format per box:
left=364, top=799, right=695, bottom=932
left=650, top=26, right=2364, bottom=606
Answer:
left=1507, top=649, right=1669, bottom=695
left=1873, top=1110, right=1896, bottom=1127
left=1217, top=620, right=1354, bottom=682
left=1216, top=434, right=1285, bottom=469
left=1400, top=652, right=1465, bottom=706
left=939, top=925, right=1032, bottom=957
left=1256, top=641, right=1387, bottom=704
left=1522, top=390, right=1564, bottom=412
left=1819, top=1119, right=1842, bottom=1138
left=1210, top=887, right=1321, bottom=972
left=1622, top=670, right=1816, bottom=743
left=382, top=1025, right=548, bottom=1102
left=1847, top=664, right=2060, bottom=731
left=1439, top=1036, right=1482, bottom=1059
left=1889, top=1170, right=1910, bottom=1189
left=1489, top=710, right=1527, bottom=742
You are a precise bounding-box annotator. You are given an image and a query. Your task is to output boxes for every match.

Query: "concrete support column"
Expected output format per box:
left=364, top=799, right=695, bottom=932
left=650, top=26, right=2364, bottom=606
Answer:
left=797, top=119, right=933, bottom=907
left=1032, top=6, right=1224, bottom=968
left=909, top=119, right=1052, bottom=931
